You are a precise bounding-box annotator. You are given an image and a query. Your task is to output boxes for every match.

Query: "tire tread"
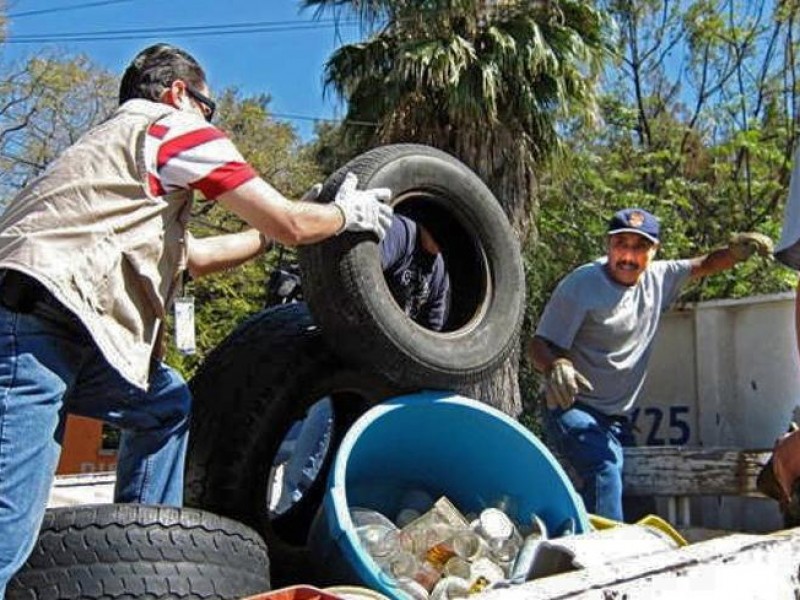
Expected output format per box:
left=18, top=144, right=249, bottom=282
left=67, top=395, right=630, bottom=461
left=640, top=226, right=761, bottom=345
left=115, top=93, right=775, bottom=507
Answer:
left=8, top=505, right=270, bottom=600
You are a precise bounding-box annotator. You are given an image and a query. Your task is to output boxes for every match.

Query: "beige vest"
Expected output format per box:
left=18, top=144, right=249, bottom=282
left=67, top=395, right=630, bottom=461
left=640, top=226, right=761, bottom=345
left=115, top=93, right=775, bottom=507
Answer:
left=0, top=100, right=193, bottom=389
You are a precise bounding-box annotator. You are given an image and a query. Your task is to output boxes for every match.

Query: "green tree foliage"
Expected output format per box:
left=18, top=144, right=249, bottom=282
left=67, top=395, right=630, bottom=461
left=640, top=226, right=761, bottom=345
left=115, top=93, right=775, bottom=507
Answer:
left=0, top=54, right=117, bottom=200
left=532, top=0, right=797, bottom=311
left=305, top=120, right=365, bottom=178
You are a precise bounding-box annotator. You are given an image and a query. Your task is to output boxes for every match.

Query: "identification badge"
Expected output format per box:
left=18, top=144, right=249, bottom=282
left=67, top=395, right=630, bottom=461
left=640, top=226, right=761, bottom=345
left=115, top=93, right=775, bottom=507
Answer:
left=174, top=296, right=196, bottom=355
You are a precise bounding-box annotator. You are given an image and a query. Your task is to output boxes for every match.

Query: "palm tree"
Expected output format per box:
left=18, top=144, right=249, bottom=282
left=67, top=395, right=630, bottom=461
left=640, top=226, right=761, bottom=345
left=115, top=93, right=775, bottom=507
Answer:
left=305, top=0, right=608, bottom=414
left=305, top=0, right=606, bottom=235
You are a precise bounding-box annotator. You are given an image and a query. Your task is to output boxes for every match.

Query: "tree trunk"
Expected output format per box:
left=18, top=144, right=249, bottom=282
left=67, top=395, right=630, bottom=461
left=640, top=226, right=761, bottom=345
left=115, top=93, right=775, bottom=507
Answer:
left=455, top=346, right=522, bottom=417
left=447, top=140, right=535, bottom=419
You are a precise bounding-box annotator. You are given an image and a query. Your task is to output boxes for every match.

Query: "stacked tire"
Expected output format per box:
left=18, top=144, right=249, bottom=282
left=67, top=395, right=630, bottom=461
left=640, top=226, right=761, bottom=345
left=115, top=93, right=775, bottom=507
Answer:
left=7, top=504, right=270, bottom=600
left=11, top=144, right=526, bottom=597
left=184, top=145, right=526, bottom=587
left=184, top=302, right=406, bottom=585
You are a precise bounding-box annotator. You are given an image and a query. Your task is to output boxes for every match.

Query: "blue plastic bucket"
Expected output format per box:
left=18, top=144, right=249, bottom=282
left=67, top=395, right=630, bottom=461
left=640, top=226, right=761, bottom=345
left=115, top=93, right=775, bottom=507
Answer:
left=308, top=391, right=589, bottom=598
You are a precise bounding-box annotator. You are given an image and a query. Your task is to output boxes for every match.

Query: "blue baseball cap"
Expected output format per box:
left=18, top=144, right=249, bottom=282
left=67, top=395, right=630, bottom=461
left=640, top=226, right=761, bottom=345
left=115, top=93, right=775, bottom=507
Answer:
left=607, top=208, right=660, bottom=244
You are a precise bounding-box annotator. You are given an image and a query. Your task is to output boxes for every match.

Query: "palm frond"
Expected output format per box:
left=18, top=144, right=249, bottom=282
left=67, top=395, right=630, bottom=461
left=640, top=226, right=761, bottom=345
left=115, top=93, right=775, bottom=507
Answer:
left=318, top=0, right=609, bottom=229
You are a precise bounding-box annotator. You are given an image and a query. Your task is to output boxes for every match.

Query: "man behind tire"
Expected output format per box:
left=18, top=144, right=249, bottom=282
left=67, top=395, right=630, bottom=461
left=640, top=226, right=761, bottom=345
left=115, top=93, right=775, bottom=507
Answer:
left=527, top=207, right=772, bottom=521
left=0, top=43, right=393, bottom=593
left=380, top=214, right=451, bottom=331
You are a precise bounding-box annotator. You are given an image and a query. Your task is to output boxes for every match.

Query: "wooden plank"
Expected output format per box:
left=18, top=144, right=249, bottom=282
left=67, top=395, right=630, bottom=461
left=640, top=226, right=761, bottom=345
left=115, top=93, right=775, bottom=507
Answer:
left=621, top=447, right=772, bottom=497
left=481, top=528, right=800, bottom=599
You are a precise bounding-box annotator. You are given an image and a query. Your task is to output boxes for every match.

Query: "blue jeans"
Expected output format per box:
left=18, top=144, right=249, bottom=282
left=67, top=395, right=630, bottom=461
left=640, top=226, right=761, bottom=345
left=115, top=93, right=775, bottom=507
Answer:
left=544, top=402, right=636, bottom=521
left=0, top=297, right=190, bottom=594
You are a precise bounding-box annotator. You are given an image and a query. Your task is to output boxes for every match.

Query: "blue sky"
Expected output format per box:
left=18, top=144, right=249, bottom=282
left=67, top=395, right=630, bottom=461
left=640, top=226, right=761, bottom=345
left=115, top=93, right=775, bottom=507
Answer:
left=3, top=0, right=364, bottom=140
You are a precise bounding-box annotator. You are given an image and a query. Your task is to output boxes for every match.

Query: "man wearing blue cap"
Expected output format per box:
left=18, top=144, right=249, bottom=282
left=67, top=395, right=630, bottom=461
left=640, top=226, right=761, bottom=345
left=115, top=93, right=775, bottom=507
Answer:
left=528, top=208, right=772, bottom=520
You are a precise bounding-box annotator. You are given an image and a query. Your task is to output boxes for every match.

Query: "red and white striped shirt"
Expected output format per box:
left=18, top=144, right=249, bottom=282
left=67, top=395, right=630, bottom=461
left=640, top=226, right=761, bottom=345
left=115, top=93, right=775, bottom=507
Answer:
left=144, top=110, right=257, bottom=200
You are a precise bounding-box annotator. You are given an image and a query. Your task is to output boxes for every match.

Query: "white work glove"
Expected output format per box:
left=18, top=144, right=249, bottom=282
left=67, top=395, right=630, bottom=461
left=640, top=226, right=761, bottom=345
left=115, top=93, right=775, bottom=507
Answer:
left=545, top=358, right=594, bottom=410
left=333, top=172, right=393, bottom=240
left=728, top=232, right=774, bottom=262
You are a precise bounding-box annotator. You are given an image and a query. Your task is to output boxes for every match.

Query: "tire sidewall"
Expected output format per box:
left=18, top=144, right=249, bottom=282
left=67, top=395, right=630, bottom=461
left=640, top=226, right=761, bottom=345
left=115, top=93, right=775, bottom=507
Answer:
left=300, top=144, right=525, bottom=387
left=184, top=304, right=407, bottom=586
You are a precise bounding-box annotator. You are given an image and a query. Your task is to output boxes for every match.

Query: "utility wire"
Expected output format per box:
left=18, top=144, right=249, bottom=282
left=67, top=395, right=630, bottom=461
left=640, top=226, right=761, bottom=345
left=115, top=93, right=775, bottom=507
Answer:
left=8, top=0, right=132, bottom=19
left=270, top=111, right=377, bottom=127
left=1, top=10, right=377, bottom=126
left=6, top=2, right=528, bottom=42
left=9, top=17, right=353, bottom=38
left=5, top=17, right=360, bottom=44
left=6, top=25, right=336, bottom=43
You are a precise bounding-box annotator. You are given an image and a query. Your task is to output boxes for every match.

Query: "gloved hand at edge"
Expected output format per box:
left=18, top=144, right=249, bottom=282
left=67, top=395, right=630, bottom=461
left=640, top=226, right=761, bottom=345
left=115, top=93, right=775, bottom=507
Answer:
left=728, top=232, right=774, bottom=262
left=545, top=357, right=594, bottom=410
left=333, top=172, right=393, bottom=240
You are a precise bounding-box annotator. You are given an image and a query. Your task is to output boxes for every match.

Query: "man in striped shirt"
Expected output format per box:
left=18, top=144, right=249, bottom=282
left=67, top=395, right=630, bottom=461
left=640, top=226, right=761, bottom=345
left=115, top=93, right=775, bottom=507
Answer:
left=0, top=43, right=392, bottom=594
left=132, top=48, right=393, bottom=279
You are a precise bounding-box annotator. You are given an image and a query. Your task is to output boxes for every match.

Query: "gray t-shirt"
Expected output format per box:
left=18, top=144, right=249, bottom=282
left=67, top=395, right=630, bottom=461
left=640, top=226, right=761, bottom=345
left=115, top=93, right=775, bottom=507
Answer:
left=535, top=258, right=692, bottom=415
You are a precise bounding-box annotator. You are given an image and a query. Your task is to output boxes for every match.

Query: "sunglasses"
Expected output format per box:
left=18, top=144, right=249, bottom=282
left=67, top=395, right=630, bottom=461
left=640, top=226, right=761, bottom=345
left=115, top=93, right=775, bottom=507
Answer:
left=185, top=86, right=216, bottom=122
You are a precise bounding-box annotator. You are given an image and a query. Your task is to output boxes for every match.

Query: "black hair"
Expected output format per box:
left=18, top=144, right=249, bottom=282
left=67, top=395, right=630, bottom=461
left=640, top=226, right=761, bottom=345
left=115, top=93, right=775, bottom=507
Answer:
left=118, top=43, right=207, bottom=105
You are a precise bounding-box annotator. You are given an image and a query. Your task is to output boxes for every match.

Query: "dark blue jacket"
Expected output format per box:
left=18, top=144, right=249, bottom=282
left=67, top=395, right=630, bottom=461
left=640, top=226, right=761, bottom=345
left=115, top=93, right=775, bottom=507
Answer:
left=380, top=215, right=450, bottom=330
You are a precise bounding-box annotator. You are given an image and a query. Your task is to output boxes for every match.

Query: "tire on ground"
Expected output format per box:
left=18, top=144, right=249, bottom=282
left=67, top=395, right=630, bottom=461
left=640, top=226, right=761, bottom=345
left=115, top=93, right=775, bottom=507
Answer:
left=298, top=143, right=526, bottom=389
left=184, top=302, right=405, bottom=587
left=7, top=503, right=270, bottom=600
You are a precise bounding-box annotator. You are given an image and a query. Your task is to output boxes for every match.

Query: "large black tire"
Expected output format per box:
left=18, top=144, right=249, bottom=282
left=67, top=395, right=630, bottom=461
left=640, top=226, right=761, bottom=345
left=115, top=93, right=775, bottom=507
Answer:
left=298, top=144, right=526, bottom=389
left=7, top=504, right=270, bottom=600
left=184, top=303, right=405, bottom=587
